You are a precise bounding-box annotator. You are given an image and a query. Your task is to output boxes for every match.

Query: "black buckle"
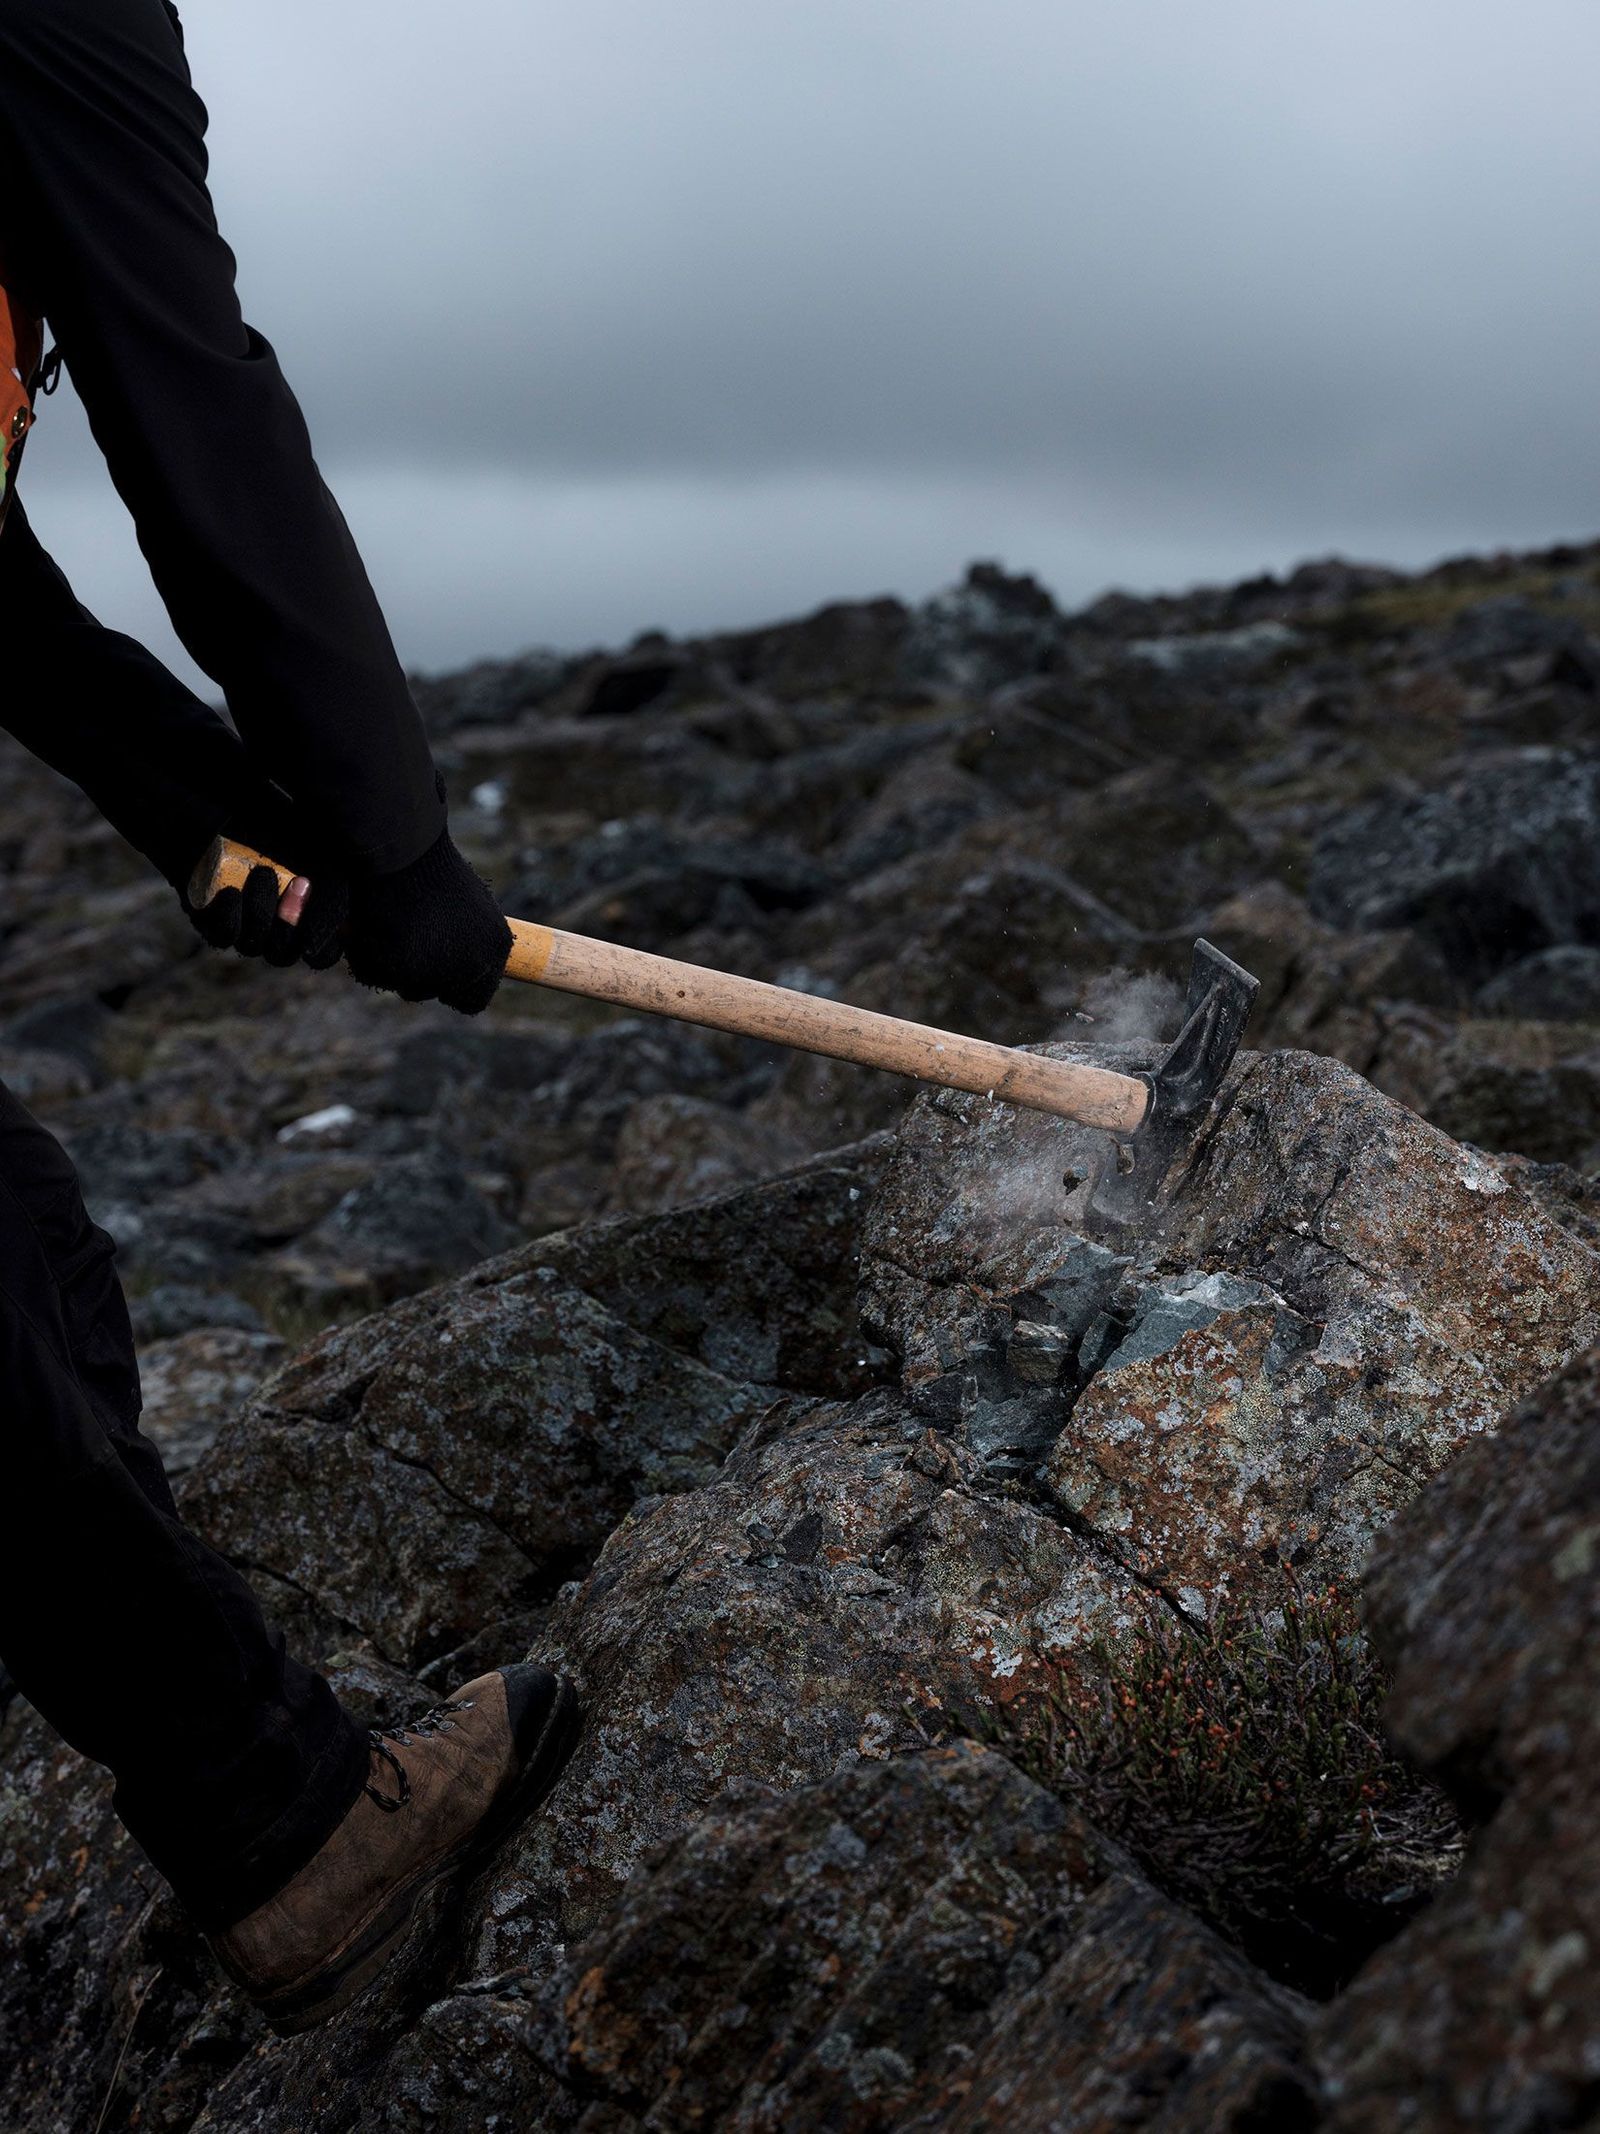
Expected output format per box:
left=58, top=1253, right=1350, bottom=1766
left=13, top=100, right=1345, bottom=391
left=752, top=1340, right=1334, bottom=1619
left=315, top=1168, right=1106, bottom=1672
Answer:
left=30, top=346, right=63, bottom=399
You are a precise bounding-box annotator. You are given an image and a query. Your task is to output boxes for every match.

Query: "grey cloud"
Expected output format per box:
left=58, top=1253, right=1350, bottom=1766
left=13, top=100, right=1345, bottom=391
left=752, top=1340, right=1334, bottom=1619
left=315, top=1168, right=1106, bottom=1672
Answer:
left=21, top=0, right=1600, bottom=671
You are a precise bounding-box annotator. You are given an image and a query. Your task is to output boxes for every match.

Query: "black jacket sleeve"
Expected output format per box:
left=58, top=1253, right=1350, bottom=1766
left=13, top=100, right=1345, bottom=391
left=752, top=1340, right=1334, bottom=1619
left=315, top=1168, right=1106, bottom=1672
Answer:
left=0, top=0, right=446, bottom=877
left=0, top=493, right=305, bottom=890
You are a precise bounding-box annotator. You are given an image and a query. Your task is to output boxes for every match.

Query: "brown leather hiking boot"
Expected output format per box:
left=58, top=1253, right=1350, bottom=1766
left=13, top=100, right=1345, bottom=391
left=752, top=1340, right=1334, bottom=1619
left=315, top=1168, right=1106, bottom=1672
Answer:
left=208, top=1663, right=580, bottom=2035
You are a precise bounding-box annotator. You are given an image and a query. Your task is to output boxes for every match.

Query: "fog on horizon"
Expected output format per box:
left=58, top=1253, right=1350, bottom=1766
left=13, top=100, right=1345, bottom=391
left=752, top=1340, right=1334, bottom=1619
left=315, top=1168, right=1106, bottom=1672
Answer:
left=20, top=0, right=1600, bottom=685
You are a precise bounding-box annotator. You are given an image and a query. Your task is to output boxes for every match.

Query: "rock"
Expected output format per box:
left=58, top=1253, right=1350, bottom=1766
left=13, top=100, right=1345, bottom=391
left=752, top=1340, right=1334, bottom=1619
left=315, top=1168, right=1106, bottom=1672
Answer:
left=1493, top=1151, right=1600, bottom=1252
left=535, top=1139, right=893, bottom=1397
left=0, top=875, right=195, bottom=1010
left=901, top=562, right=1067, bottom=695
left=604, top=1092, right=806, bottom=1213
left=9, top=536, right=1600, bottom=2128
left=1203, top=880, right=1462, bottom=1067
left=1005, top=1317, right=1078, bottom=1387
left=260, top=1151, right=517, bottom=1315
left=920, top=1877, right=1318, bottom=2132
left=172, top=1152, right=382, bottom=1246
left=180, top=1146, right=887, bottom=1674
left=866, top=1044, right=1600, bottom=1613
left=136, top=1327, right=287, bottom=1477
left=1439, top=595, right=1600, bottom=692
left=1052, top=763, right=1263, bottom=934
left=1093, top=1267, right=1290, bottom=1370
left=0, top=1712, right=243, bottom=2134
left=790, top=840, right=1140, bottom=1043
left=508, top=816, right=827, bottom=956
left=1475, top=943, right=1600, bottom=1020
left=0, top=991, right=112, bottom=1072
left=952, top=689, right=1136, bottom=808
left=452, top=712, right=734, bottom=825
left=1077, top=555, right=1402, bottom=641
left=728, top=712, right=968, bottom=855
left=832, top=753, right=1002, bottom=875
left=65, top=1121, right=233, bottom=1210
left=186, top=1987, right=596, bottom=2134
left=1307, top=749, right=1600, bottom=982
left=857, top=1070, right=1132, bottom=1385
left=0, top=999, right=109, bottom=1106
left=57, top=1122, right=252, bottom=1288
left=0, top=1043, right=95, bottom=1104
left=187, top=1274, right=767, bottom=1672
left=412, top=646, right=581, bottom=732
left=276, top=1102, right=362, bottom=1144
left=378, top=1023, right=575, bottom=1118
left=706, top=594, right=910, bottom=700
left=1161, top=1050, right=1599, bottom=1403
left=1126, top=618, right=1305, bottom=674
left=516, top=1020, right=779, bottom=1160
left=129, top=1284, right=267, bottom=1342
left=1049, top=1282, right=1320, bottom=1608
left=1387, top=1020, right=1600, bottom=1170
left=463, top=1389, right=1166, bottom=1979
left=1315, top=1347, right=1600, bottom=2131
left=543, top=1746, right=1315, bottom=2133
left=516, top=1155, right=616, bottom=1237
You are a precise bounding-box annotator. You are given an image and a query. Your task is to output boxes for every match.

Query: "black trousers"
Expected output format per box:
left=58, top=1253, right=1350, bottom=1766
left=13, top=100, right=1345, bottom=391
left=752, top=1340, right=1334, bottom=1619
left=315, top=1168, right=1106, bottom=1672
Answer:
left=0, top=1077, right=369, bottom=1930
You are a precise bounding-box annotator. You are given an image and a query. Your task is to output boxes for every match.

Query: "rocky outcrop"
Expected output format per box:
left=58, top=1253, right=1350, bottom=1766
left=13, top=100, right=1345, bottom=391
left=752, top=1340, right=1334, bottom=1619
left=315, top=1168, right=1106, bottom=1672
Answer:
left=543, top=1747, right=1317, bottom=2133
left=6, top=540, right=1600, bottom=2129
left=1307, top=748, right=1600, bottom=984
left=862, top=1045, right=1598, bottom=1613
left=1315, top=1348, right=1600, bottom=2132
left=475, top=1386, right=1160, bottom=1982
left=6, top=1033, right=1596, bottom=2131
left=186, top=1142, right=889, bottom=1672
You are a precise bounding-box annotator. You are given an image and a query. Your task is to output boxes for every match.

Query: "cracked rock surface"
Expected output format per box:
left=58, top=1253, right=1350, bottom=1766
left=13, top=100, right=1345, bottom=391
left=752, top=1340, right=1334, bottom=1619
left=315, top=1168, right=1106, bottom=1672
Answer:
left=1315, top=1346, right=1600, bottom=2132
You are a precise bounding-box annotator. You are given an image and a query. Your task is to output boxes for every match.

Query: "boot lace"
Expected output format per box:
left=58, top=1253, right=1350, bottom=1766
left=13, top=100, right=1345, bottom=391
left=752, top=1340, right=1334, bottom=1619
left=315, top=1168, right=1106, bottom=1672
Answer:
left=364, top=1696, right=477, bottom=1813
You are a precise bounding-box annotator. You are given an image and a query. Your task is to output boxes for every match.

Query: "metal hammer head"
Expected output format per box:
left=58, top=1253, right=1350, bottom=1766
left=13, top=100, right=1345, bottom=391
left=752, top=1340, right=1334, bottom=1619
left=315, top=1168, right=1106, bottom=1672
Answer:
left=1142, top=937, right=1260, bottom=1132
left=1089, top=938, right=1258, bottom=1228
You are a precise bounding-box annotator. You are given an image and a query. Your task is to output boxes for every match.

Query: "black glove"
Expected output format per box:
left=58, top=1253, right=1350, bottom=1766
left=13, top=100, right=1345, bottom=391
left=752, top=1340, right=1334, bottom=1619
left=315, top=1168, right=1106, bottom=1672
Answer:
left=342, top=826, right=512, bottom=1015
left=176, top=778, right=350, bottom=971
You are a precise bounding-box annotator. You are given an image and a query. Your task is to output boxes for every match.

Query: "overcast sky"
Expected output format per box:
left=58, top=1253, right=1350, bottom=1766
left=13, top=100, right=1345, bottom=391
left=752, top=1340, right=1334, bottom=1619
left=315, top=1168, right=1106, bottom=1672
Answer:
left=22, top=0, right=1600, bottom=684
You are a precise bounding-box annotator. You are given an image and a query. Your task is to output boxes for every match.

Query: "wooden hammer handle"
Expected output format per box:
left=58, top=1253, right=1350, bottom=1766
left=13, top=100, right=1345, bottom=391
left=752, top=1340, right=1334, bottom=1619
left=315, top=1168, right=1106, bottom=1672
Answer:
left=192, top=835, right=1152, bottom=1133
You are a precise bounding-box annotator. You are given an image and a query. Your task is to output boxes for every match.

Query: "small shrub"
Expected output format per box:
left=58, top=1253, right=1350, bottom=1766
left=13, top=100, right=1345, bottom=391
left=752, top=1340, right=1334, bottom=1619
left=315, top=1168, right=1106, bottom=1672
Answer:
left=965, top=1579, right=1462, bottom=1997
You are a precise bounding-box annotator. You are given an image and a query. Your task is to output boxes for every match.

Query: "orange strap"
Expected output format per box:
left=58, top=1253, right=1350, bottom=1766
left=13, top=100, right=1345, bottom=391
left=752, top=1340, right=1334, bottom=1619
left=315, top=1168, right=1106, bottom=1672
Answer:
left=1, top=278, right=45, bottom=531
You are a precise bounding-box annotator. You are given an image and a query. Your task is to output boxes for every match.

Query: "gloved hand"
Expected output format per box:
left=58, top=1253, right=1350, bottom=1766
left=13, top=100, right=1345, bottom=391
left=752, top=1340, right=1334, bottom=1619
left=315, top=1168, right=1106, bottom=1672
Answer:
left=181, top=861, right=349, bottom=970
left=342, top=826, right=512, bottom=1015
left=176, top=779, right=349, bottom=971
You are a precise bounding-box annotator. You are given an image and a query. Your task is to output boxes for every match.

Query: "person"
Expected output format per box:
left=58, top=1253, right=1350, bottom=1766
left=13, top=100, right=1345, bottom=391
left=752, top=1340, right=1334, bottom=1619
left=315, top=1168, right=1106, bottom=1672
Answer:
left=0, top=0, right=579, bottom=2036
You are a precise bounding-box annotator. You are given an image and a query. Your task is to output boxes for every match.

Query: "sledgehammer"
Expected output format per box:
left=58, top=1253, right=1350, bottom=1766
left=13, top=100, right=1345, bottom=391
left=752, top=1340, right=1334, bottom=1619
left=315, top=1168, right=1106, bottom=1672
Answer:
left=191, top=837, right=1258, bottom=1139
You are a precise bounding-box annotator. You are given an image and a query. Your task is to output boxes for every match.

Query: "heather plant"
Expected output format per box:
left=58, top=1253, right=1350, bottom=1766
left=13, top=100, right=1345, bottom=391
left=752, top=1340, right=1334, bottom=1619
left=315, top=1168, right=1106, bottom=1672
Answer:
left=965, top=1579, right=1463, bottom=1997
